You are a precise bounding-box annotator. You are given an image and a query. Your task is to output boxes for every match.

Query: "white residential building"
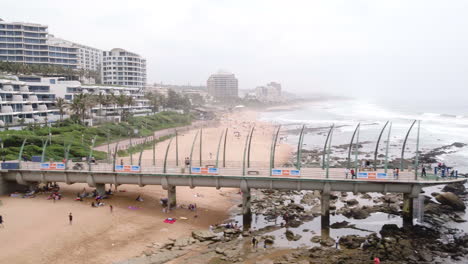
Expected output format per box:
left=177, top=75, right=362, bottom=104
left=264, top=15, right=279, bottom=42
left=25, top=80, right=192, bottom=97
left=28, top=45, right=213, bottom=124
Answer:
left=0, top=74, right=152, bottom=127
left=255, top=82, right=282, bottom=102
left=207, top=70, right=238, bottom=100
left=47, top=36, right=102, bottom=71
left=0, top=75, right=58, bottom=126
left=102, top=48, right=147, bottom=89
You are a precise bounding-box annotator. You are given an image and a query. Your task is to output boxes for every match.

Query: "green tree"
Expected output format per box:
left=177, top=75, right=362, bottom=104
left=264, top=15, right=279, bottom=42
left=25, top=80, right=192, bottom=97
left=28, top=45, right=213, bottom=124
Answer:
left=55, top=97, right=68, bottom=123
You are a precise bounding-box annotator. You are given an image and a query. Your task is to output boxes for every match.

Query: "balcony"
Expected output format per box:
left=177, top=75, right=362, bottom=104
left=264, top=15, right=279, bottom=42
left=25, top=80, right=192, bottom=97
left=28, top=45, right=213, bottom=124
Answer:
left=12, top=95, right=23, bottom=101
left=28, top=95, right=38, bottom=102
left=37, top=104, right=48, bottom=111
left=1, top=84, right=13, bottom=91
left=19, top=85, right=29, bottom=92
left=23, top=105, right=33, bottom=112
left=1, top=105, right=13, bottom=113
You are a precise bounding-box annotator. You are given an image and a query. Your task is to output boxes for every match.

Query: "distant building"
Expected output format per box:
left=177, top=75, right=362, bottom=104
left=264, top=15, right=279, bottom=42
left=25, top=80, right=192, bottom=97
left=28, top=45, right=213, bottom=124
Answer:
left=0, top=19, right=78, bottom=68
left=207, top=70, right=238, bottom=100
left=102, top=48, right=147, bottom=89
left=255, top=82, right=282, bottom=102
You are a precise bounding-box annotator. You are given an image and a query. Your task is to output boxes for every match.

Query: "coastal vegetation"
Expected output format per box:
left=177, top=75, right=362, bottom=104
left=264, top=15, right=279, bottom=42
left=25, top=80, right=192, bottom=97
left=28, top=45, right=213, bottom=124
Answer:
left=0, top=111, right=192, bottom=162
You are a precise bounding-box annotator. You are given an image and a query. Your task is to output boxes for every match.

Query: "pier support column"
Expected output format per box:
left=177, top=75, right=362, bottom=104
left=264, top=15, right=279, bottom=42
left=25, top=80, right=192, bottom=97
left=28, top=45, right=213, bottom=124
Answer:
left=168, top=185, right=176, bottom=209
left=242, top=188, right=252, bottom=231
left=0, top=176, right=28, bottom=195
left=402, top=193, right=414, bottom=228
left=95, top=183, right=106, bottom=197
left=321, top=190, right=331, bottom=240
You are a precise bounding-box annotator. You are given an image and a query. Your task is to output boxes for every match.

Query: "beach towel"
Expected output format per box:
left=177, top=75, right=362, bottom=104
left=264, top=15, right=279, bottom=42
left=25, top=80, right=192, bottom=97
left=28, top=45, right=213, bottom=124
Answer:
left=179, top=217, right=188, bottom=220
left=128, top=206, right=140, bottom=210
left=164, top=218, right=176, bottom=224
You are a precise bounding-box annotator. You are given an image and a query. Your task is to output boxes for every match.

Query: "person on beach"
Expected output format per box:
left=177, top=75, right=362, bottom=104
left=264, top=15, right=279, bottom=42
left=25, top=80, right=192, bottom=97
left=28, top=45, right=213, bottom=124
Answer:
left=0, top=215, right=4, bottom=228
left=110, top=205, right=113, bottom=213
left=252, top=237, right=257, bottom=248
left=68, top=213, right=73, bottom=225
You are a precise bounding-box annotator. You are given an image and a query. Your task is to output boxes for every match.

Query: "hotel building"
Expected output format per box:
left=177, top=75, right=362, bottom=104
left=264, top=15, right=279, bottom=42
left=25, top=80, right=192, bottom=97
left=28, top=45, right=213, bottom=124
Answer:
left=102, top=48, right=147, bottom=89
left=207, top=70, right=238, bottom=100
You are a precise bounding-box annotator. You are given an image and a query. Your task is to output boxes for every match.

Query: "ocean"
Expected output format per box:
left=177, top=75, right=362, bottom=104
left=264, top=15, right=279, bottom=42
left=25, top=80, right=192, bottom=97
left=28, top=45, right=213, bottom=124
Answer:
left=259, top=97, right=468, bottom=173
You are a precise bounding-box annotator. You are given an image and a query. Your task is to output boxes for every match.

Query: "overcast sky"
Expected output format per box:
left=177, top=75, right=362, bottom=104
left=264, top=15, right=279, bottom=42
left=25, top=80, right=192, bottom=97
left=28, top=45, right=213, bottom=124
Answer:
left=2, top=0, right=468, bottom=103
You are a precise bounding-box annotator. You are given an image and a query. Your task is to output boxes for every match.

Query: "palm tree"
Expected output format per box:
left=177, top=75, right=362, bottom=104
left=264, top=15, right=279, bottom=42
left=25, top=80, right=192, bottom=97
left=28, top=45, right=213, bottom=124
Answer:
left=126, top=95, right=135, bottom=119
left=116, top=94, right=127, bottom=122
left=55, top=97, right=68, bottom=123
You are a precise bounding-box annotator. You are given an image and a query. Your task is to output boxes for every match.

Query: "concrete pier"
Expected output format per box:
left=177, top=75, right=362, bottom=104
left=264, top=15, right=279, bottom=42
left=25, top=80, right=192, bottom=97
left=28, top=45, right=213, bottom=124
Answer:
left=402, top=193, right=414, bottom=228
left=242, top=188, right=252, bottom=231
left=321, top=190, right=331, bottom=239
left=168, top=185, right=176, bottom=209
left=0, top=177, right=27, bottom=195
left=96, top=183, right=106, bottom=197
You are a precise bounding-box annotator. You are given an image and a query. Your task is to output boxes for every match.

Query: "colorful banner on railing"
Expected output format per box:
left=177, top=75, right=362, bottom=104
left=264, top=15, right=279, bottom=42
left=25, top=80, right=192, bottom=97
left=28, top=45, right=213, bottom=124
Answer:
left=115, top=165, right=141, bottom=172
left=40, top=163, right=65, bottom=170
left=191, top=167, right=219, bottom=175
left=357, top=172, right=388, bottom=179
left=272, top=169, right=301, bottom=176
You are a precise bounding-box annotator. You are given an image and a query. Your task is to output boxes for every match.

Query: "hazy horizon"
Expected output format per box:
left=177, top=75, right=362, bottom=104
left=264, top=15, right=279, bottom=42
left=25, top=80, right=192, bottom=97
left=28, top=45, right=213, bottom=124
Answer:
left=3, top=0, right=468, bottom=105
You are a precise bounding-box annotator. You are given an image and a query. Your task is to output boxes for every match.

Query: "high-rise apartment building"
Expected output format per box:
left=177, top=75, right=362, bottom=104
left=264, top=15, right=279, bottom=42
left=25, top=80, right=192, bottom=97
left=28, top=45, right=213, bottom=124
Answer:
left=102, top=48, right=147, bottom=89
left=0, top=19, right=78, bottom=68
left=47, top=36, right=102, bottom=71
left=207, top=70, right=238, bottom=100
left=0, top=19, right=49, bottom=65
left=46, top=37, right=79, bottom=69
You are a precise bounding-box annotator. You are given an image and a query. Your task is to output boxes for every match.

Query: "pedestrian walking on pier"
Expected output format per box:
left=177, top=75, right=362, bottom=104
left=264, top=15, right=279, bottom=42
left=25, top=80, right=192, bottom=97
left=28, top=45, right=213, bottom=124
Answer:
left=350, top=169, right=356, bottom=179
left=344, top=168, right=349, bottom=179
left=68, top=213, right=73, bottom=225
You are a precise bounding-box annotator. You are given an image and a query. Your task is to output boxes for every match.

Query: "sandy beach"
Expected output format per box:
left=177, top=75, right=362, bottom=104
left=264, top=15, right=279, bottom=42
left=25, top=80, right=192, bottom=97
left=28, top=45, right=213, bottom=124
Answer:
left=0, top=109, right=293, bottom=264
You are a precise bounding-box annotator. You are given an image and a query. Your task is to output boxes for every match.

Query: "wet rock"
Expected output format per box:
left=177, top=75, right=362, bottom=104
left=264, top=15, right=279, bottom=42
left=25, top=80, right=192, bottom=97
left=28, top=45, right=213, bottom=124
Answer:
left=379, top=224, right=402, bottom=238
left=320, top=237, right=335, bottom=247
left=173, top=237, right=196, bottom=247
left=436, top=192, right=466, bottom=211
left=311, top=236, right=321, bottom=243
left=360, top=193, right=372, bottom=199
left=346, top=199, right=359, bottom=206
left=287, top=219, right=303, bottom=228
left=287, top=203, right=305, bottom=211
left=330, top=193, right=339, bottom=200
left=442, top=182, right=467, bottom=196
left=341, top=206, right=371, bottom=219
left=338, top=235, right=366, bottom=249
left=340, top=192, right=348, bottom=197
left=431, top=192, right=440, bottom=197
left=192, top=230, right=216, bottom=241
left=330, top=221, right=351, bottom=229
left=285, top=230, right=302, bottom=241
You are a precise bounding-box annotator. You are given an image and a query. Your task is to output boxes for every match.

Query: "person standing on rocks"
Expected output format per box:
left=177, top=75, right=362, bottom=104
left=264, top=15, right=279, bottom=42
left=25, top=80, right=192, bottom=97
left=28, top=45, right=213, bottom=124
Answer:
left=252, top=237, right=257, bottom=248
left=373, top=257, right=380, bottom=264
left=335, top=237, right=339, bottom=249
